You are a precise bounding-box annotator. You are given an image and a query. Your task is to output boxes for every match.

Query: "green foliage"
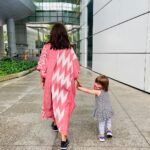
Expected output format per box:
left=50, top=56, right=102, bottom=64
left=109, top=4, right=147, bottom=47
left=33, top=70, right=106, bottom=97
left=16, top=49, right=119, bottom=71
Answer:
left=3, top=31, right=8, bottom=42
left=0, top=57, right=37, bottom=76
left=47, top=24, right=54, bottom=30
left=44, top=34, right=50, bottom=43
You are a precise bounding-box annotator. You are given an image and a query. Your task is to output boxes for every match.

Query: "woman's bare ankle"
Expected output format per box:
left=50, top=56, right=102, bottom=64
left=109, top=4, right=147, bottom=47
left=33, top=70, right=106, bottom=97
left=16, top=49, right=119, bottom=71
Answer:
left=61, top=134, right=67, bottom=141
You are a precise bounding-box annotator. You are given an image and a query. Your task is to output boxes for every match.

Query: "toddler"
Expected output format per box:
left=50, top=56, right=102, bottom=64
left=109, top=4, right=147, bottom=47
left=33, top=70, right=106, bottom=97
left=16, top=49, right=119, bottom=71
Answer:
left=78, top=75, right=113, bottom=142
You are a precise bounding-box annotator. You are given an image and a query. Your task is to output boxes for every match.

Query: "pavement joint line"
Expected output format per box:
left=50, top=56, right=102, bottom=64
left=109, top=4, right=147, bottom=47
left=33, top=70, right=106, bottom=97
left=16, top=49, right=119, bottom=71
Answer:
left=0, top=71, right=36, bottom=89
left=52, top=131, right=59, bottom=150
left=0, top=87, right=35, bottom=114
left=0, top=78, right=21, bottom=89
left=0, top=74, right=27, bottom=89
left=110, top=90, right=150, bottom=147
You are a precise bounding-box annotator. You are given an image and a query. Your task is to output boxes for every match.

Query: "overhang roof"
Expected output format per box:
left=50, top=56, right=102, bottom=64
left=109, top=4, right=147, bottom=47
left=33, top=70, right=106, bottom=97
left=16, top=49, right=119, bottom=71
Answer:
left=0, top=0, right=35, bottom=25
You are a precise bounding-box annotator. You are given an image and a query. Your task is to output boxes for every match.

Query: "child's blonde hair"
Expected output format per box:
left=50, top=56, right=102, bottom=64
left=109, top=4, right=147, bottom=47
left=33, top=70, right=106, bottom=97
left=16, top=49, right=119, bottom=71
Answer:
left=95, top=75, right=109, bottom=91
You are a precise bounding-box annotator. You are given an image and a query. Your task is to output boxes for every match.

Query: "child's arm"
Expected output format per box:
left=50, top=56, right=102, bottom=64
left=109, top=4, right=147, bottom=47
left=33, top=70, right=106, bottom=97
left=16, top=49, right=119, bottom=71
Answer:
left=78, top=86, right=101, bottom=96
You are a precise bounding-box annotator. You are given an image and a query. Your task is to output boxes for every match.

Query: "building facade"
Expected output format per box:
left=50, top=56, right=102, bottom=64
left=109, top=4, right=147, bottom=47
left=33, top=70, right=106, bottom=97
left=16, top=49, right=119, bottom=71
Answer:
left=80, top=0, right=150, bottom=93
left=0, top=0, right=35, bottom=57
left=0, top=0, right=80, bottom=58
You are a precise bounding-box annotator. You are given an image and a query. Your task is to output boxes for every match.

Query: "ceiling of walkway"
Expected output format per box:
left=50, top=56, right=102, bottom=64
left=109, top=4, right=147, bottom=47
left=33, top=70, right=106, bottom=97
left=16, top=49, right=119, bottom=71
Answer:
left=0, top=0, right=35, bottom=26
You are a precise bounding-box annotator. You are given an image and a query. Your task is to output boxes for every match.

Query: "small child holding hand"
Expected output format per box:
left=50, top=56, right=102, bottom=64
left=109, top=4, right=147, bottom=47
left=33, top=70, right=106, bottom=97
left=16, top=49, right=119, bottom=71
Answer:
left=77, top=75, right=113, bottom=142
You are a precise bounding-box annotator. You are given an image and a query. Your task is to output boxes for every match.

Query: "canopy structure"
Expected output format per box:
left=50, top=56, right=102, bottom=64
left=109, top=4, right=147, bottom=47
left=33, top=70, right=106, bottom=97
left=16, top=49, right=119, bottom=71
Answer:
left=0, top=0, right=35, bottom=26
left=25, top=0, right=80, bottom=25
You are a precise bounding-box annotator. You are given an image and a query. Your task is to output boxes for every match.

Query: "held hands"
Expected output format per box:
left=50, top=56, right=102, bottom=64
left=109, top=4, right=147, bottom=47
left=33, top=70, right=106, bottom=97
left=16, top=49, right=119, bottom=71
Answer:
left=76, top=80, right=83, bottom=91
left=76, top=76, right=82, bottom=89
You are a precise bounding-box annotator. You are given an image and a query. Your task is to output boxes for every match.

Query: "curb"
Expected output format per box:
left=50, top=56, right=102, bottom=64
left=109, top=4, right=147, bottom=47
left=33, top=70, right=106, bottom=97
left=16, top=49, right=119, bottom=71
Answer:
left=0, top=67, right=36, bottom=82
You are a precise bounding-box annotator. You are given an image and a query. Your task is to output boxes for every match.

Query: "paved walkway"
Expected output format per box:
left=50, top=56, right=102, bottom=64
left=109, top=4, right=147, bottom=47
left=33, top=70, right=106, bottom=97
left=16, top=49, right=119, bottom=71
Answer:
left=0, top=67, right=150, bottom=150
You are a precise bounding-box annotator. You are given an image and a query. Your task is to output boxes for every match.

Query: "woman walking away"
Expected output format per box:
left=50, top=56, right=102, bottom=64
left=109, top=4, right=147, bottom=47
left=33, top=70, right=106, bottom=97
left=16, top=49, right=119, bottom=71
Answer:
left=37, top=23, right=81, bottom=150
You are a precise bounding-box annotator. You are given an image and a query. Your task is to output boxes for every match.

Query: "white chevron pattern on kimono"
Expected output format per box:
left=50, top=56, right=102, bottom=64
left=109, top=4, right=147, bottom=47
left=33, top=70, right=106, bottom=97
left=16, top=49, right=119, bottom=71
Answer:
left=51, top=85, right=68, bottom=104
left=54, top=107, right=65, bottom=122
left=57, top=52, right=72, bottom=71
left=51, top=49, right=76, bottom=126
left=52, top=69, right=71, bottom=89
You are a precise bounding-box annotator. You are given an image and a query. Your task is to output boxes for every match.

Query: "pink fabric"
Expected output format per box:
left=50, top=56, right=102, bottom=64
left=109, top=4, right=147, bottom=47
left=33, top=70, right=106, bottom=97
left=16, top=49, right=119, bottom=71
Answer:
left=37, top=43, right=80, bottom=135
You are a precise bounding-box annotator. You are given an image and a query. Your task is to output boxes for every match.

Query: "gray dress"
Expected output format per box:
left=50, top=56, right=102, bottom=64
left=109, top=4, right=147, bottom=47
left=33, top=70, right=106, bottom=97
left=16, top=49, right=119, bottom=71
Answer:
left=93, top=90, right=113, bottom=122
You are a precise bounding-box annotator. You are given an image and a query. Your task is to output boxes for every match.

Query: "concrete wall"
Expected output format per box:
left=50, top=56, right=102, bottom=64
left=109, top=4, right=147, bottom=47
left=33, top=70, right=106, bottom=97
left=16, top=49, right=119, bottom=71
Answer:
left=15, top=22, right=28, bottom=54
left=80, top=0, right=150, bottom=93
left=80, top=0, right=90, bottom=67
left=93, top=0, right=150, bottom=92
left=27, top=27, right=38, bottom=53
left=0, top=26, right=5, bottom=57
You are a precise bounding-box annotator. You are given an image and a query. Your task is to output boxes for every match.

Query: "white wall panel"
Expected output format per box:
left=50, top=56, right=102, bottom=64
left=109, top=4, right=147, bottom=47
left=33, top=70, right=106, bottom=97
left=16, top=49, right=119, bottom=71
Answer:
left=80, top=0, right=150, bottom=92
left=145, top=54, right=150, bottom=92
left=119, top=0, right=148, bottom=22
left=92, top=54, right=145, bottom=90
left=93, top=0, right=120, bottom=34
left=80, top=7, right=87, bottom=26
left=80, top=38, right=87, bottom=67
left=81, top=0, right=90, bottom=10
left=93, top=0, right=111, bottom=14
left=116, top=54, right=145, bottom=90
left=81, top=25, right=88, bottom=39
left=92, top=54, right=117, bottom=78
left=93, top=0, right=148, bottom=33
left=146, top=13, right=150, bottom=53
left=93, top=14, right=148, bottom=53
left=80, top=53, right=87, bottom=67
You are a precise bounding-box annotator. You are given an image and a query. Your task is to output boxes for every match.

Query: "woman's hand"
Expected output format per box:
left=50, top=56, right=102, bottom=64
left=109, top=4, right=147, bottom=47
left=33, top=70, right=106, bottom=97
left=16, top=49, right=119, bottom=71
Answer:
left=76, top=76, right=82, bottom=87
left=41, top=77, right=45, bottom=89
left=77, top=80, right=82, bottom=87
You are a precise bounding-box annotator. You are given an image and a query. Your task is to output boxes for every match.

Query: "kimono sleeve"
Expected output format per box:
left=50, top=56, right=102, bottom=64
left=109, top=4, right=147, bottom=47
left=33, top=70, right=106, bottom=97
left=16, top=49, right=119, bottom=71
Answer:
left=36, top=44, right=48, bottom=78
left=72, top=49, right=80, bottom=79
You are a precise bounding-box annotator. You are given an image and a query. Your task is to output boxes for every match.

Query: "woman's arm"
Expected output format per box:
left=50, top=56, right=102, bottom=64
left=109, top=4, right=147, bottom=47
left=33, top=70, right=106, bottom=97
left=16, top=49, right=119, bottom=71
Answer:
left=76, top=75, right=82, bottom=87
left=78, top=86, right=101, bottom=96
left=37, top=44, right=48, bottom=78
left=40, top=77, right=45, bottom=89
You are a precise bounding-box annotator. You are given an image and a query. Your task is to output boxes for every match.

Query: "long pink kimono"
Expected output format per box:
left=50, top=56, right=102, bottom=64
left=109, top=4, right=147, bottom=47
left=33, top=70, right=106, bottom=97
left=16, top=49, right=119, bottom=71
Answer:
left=37, top=43, right=80, bottom=135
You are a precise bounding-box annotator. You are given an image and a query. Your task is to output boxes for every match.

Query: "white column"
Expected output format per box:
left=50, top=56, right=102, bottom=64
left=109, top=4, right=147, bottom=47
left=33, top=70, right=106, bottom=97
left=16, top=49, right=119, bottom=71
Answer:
left=7, top=18, right=17, bottom=57
left=0, top=26, right=5, bottom=58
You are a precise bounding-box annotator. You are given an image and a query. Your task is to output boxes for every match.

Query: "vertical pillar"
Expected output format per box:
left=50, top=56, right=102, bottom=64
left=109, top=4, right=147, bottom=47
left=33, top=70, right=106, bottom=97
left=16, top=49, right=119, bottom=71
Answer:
left=15, top=21, right=27, bottom=55
left=7, top=18, right=17, bottom=57
left=0, top=26, right=5, bottom=58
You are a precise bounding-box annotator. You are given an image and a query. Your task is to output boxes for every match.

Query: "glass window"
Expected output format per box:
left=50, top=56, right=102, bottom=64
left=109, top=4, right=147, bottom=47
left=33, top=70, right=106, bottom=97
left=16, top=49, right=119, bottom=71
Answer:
left=58, top=11, right=62, bottom=16
left=36, top=16, right=44, bottom=22
left=43, top=11, right=49, bottom=16
left=50, top=11, right=57, bottom=16
left=36, top=11, right=43, bottom=17
left=50, top=17, right=57, bottom=22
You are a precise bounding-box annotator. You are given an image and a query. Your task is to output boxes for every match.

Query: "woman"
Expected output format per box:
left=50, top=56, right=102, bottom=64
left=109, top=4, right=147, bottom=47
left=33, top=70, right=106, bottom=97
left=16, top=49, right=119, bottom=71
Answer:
left=37, top=23, right=81, bottom=150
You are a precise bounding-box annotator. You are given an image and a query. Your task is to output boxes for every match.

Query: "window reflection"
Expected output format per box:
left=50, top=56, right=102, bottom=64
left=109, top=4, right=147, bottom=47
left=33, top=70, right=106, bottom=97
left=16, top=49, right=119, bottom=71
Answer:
left=34, top=2, right=78, bottom=11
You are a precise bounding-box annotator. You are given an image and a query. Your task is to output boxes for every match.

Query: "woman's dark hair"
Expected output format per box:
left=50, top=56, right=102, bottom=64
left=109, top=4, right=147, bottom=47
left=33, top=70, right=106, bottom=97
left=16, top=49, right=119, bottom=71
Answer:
left=95, top=75, right=109, bottom=91
left=49, top=23, right=71, bottom=49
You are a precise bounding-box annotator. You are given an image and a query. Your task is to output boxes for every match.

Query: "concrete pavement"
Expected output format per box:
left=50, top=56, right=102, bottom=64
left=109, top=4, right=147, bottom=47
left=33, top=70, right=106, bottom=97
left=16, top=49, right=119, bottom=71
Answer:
left=0, top=67, right=150, bottom=150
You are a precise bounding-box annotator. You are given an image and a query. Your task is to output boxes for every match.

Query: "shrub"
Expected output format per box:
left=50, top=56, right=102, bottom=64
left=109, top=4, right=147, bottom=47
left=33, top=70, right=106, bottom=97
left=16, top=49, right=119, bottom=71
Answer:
left=0, top=57, right=37, bottom=76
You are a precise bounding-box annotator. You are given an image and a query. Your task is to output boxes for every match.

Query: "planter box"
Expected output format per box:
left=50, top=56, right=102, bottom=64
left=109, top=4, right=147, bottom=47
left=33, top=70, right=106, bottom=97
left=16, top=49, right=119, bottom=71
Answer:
left=0, top=67, right=36, bottom=82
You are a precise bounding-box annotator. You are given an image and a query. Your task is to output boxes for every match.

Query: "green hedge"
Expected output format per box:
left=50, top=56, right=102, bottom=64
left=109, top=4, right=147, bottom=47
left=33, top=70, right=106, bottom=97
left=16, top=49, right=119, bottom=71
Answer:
left=0, top=57, right=37, bottom=76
